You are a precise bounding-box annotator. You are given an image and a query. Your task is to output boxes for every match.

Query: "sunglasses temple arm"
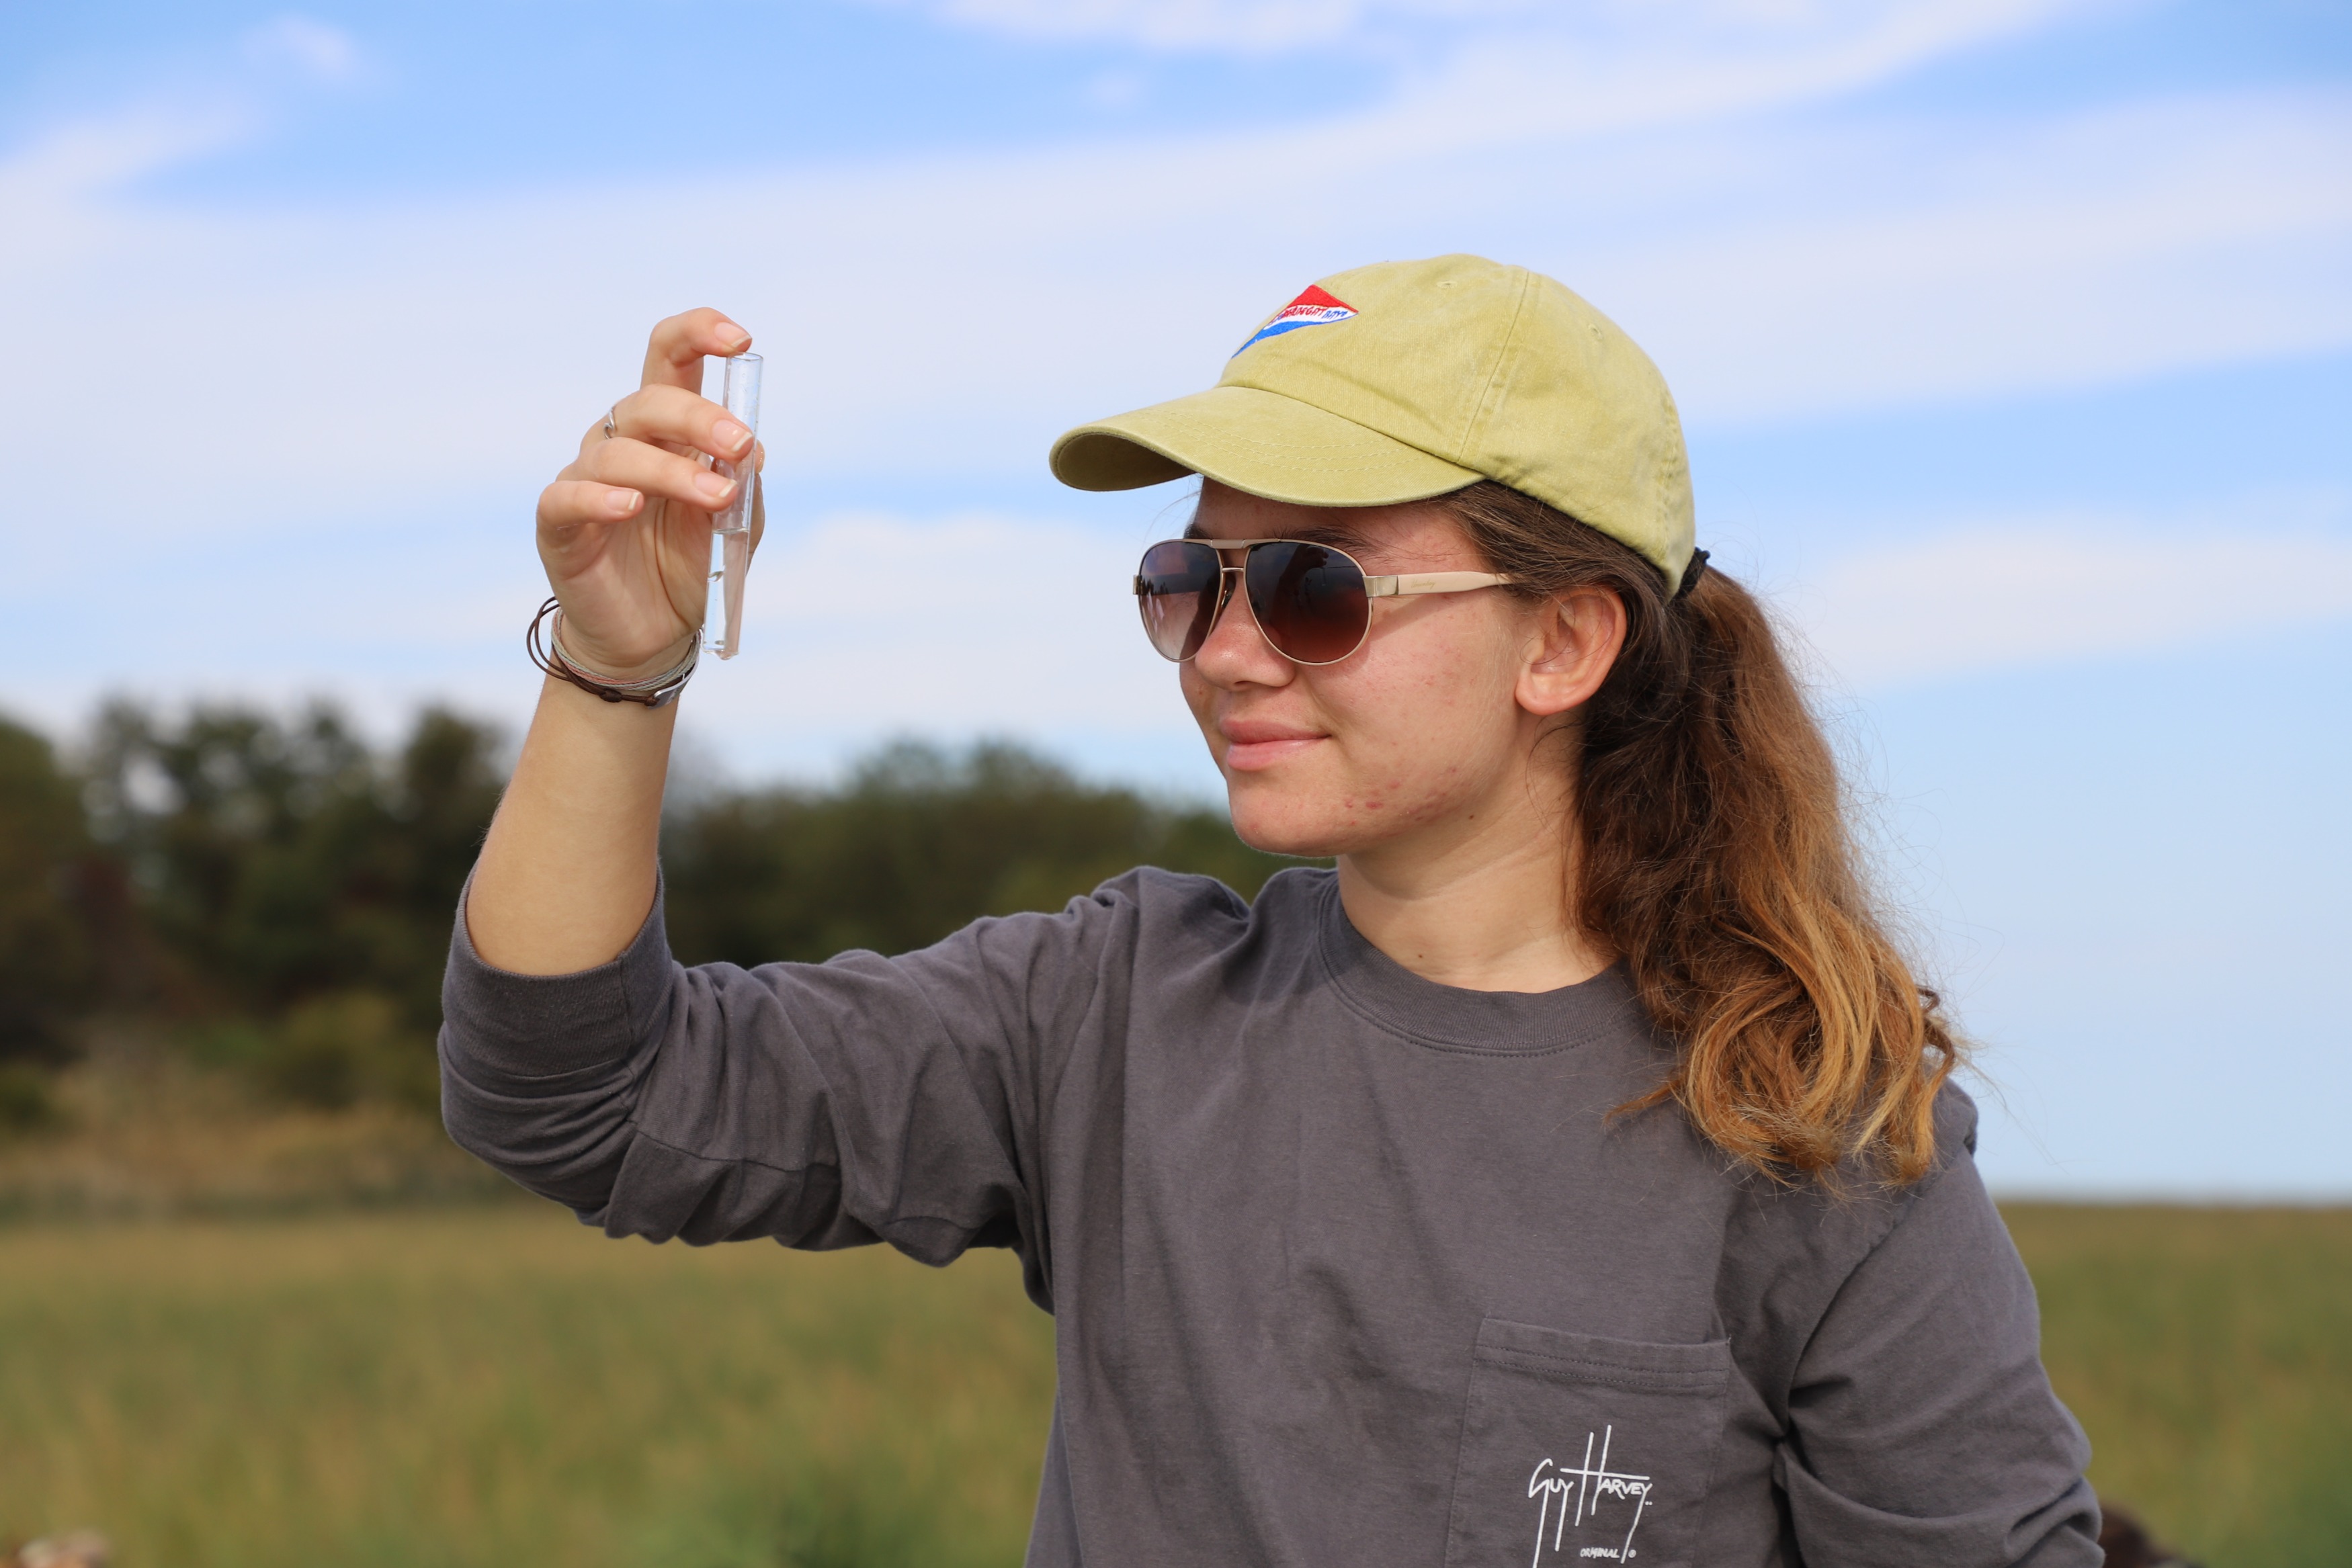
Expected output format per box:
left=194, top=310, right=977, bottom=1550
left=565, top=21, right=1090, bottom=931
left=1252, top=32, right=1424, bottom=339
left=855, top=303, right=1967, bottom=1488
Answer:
left=1138, top=570, right=1513, bottom=599
left=1363, top=572, right=1516, bottom=598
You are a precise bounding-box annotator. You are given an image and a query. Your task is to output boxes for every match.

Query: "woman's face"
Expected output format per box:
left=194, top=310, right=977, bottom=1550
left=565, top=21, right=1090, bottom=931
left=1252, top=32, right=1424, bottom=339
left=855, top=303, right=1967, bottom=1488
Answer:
left=1179, top=482, right=1617, bottom=863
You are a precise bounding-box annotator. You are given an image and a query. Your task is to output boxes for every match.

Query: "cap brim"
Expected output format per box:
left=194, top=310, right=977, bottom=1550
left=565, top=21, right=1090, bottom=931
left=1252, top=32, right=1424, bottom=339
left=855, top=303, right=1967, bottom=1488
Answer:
left=1050, top=385, right=1480, bottom=508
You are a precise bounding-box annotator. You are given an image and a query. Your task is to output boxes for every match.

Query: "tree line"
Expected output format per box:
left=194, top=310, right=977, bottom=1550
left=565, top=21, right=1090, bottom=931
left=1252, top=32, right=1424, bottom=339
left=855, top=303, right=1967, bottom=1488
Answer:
left=0, top=703, right=1296, bottom=1123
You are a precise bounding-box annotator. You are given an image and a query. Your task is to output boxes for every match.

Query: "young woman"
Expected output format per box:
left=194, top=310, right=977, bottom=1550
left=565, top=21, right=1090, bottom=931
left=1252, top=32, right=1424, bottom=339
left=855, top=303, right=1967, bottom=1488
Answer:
left=445, top=255, right=2099, bottom=1567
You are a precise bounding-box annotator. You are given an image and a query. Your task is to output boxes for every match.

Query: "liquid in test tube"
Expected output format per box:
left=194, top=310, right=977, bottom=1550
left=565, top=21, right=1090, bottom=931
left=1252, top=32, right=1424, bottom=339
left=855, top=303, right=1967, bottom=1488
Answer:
left=707, top=353, right=762, bottom=659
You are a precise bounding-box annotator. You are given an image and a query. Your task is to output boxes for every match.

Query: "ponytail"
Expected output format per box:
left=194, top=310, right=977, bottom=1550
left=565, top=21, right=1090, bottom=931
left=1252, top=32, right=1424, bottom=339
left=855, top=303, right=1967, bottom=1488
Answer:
left=1444, top=482, right=1959, bottom=1184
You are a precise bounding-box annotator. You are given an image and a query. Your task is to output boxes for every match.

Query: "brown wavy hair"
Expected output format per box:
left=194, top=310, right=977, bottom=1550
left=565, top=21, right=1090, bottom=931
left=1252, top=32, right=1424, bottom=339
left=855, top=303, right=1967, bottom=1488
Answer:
left=1441, top=481, right=1960, bottom=1184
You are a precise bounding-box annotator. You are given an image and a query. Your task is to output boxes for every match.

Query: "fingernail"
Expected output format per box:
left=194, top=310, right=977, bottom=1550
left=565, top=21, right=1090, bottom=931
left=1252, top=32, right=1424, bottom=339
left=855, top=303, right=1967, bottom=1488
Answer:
left=607, top=488, right=641, bottom=516
left=716, top=320, right=750, bottom=350
left=694, top=472, right=736, bottom=501
left=714, top=420, right=751, bottom=454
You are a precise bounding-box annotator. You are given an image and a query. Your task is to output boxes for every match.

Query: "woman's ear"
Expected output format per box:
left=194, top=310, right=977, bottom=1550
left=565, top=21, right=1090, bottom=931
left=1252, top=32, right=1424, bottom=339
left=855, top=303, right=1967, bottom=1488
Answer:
left=1517, top=585, right=1627, bottom=717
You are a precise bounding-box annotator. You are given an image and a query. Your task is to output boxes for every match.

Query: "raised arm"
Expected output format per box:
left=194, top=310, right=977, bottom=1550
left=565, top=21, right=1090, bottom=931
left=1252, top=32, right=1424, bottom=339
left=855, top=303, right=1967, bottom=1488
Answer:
left=468, top=309, right=761, bottom=975
left=444, top=310, right=1118, bottom=1276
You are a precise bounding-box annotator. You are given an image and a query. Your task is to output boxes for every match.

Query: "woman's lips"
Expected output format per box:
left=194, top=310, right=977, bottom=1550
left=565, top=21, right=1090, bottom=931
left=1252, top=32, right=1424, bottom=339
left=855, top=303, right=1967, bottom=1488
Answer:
left=1220, top=725, right=1325, bottom=773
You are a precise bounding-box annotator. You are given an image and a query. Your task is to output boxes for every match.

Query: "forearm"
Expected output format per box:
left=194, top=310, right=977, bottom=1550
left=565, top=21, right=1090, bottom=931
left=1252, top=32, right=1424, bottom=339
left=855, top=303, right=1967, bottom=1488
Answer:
left=466, top=673, right=678, bottom=974
left=466, top=307, right=755, bottom=975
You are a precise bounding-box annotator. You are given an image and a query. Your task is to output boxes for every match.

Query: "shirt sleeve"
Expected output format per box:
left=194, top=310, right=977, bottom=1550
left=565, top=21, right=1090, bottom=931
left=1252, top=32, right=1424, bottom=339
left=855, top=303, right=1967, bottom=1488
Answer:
left=437, top=872, right=1128, bottom=1293
left=1777, top=1104, right=2102, bottom=1567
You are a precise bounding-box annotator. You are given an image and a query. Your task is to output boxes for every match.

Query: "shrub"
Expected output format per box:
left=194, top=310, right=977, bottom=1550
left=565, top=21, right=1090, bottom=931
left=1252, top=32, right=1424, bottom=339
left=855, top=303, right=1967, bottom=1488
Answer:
left=0, top=1062, right=62, bottom=1138
left=255, top=991, right=440, bottom=1113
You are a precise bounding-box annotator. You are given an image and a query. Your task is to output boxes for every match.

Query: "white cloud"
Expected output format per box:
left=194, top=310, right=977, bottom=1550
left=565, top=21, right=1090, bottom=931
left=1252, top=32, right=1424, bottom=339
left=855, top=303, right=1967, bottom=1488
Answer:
left=1363, top=0, right=2109, bottom=146
left=674, top=508, right=1233, bottom=781
left=1, top=82, right=2339, bottom=554
left=921, top=0, right=1527, bottom=51
left=1597, top=93, right=2352, bottom=417
left=0, top=502, right=1210, bottom=788
left=1083, top=68, right=1150, bottom=108
left=0, top=17, right=363, bottom=269
left=1786, top=507, right=2352, bottom=689
left=908, top=0, right=2103, bottom=62
left=716, top=509, right=1177, bottom=734
left=23, top=486, right=2349, bottom=777
left=243, top=15, right=362, bottom=83
left=0, top=103, right=253, bottom=267
left=1, top=5, right=2345, bottom=741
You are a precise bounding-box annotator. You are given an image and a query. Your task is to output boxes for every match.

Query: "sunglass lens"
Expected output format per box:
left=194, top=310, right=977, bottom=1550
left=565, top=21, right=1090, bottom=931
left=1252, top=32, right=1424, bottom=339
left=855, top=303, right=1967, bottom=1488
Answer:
left=1136, top=541, right=1224, bottom=662
left=1245, top=541, right=1368, bottom=664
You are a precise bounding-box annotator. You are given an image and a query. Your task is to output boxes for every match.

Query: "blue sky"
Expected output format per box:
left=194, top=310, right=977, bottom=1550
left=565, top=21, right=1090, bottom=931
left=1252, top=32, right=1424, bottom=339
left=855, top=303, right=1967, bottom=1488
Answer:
left=1, top=0, right=2347, bottom=1196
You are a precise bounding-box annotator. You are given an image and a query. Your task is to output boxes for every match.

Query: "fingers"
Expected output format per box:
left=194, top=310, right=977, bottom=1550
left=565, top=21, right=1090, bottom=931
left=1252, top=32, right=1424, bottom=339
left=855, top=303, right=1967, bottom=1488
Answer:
left=577, top=435, right=743, bottom=517
left=581, top=383, right=755, bottom=466
left=542, top=309, right=754, bottom=550
left=642, top=308, right=751, bottom=393
left=540, top=478, right=645, bottom=531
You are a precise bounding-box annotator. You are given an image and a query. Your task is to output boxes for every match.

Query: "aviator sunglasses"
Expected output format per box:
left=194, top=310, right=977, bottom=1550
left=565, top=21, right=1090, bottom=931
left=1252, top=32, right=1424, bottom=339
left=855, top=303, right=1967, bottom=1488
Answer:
left=1134, top=537, right=1516, bottom=666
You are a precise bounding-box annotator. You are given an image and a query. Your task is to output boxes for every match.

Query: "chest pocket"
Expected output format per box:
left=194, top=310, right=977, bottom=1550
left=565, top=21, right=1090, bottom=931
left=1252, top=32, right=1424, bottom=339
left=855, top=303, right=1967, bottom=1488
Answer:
left=1443, top=1318, right=1730, bottom=1568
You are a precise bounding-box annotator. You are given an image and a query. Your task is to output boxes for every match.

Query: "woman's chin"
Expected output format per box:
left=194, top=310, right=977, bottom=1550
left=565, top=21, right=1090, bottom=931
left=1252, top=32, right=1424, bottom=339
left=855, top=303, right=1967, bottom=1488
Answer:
left=1224, top=792, right=1370, bottom=861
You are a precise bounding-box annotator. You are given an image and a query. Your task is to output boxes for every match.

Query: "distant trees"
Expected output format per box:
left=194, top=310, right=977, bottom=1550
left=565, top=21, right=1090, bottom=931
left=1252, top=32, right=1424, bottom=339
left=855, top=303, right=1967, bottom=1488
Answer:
left=662, top=739, right=1296, bottom=968
left=0, top=703, right=1296, bottom=1113
left=80, top=701, right=507, bottom=1035
left=0, top=718, right=105, bottom=1063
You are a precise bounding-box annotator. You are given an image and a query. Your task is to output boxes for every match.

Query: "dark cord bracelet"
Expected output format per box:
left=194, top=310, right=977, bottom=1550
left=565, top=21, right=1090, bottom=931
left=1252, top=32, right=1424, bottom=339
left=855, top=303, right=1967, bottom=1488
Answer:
left=526, top=597, right=699, bottom=707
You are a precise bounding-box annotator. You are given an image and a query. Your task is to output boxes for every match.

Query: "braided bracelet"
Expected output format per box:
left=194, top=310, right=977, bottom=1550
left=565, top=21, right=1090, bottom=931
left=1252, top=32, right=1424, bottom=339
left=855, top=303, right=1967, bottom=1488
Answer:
left=526, top=597, right=699, bottom=707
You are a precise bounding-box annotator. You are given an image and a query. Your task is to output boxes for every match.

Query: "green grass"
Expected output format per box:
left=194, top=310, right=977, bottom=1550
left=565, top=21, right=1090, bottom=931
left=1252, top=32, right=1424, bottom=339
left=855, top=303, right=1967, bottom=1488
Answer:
left=2007, top=1205, right=2352, bottom=1567
left=1, top=1203, right=2345, bottom=1566
left=0, top=1209, right=1056, bottom=1567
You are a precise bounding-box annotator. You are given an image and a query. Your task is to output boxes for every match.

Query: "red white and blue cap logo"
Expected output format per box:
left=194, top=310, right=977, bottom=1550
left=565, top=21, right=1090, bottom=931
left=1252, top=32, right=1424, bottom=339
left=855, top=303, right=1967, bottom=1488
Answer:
left=1233, top=284, right=1358, bottom=356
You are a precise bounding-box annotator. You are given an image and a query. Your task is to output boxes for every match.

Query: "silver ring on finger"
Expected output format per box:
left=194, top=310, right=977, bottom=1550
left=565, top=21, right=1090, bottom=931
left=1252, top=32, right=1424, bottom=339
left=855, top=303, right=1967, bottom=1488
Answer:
left=602, top=405, right=620, bottom=441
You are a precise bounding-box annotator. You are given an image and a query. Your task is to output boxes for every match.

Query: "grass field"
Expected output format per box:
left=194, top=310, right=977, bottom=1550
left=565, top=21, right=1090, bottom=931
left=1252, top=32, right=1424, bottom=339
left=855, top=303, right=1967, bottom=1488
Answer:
left=2007, top=1205, right=2352, bottom=1566
left=1, top=1202, right=2346, bottom=1567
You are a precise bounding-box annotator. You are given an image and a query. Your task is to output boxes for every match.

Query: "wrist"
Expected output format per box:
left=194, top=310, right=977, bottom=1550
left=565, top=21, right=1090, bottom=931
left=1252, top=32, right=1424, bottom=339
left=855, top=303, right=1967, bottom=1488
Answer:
left=527, top=599, right=700, bottom=708
left=559, top=627, right=698, bottom=685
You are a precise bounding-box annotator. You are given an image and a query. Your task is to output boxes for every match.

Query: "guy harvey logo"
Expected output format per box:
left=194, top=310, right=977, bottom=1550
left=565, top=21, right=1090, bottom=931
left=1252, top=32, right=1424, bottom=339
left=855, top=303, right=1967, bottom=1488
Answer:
left=1524, top=1425, right=1652, bottom=1564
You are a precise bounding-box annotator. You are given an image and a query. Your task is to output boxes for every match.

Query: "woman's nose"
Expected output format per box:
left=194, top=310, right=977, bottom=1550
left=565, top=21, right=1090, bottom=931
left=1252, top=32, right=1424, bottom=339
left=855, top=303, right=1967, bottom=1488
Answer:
left=1191, top=573, right=1292, bottom=686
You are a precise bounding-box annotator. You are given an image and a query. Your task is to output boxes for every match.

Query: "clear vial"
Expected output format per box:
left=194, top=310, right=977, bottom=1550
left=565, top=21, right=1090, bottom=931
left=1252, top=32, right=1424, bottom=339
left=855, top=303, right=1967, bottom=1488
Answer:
left=706, top=353, right=762, bottom=659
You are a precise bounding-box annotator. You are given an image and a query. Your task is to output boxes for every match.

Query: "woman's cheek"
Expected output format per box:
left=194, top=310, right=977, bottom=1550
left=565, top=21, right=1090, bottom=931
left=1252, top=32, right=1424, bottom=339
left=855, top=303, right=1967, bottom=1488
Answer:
left=1178, top=667, right=1220, bottom=744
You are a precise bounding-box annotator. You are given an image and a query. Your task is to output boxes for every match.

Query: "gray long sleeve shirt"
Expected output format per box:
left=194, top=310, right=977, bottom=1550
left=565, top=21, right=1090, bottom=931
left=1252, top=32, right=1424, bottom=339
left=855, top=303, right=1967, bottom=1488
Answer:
left=440, top=866, right=2098, bottom=1568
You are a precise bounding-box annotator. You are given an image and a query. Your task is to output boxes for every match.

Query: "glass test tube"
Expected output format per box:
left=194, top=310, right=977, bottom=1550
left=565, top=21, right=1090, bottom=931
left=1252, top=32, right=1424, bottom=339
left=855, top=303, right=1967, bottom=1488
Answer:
left=706, top=353, right=763, bottom=660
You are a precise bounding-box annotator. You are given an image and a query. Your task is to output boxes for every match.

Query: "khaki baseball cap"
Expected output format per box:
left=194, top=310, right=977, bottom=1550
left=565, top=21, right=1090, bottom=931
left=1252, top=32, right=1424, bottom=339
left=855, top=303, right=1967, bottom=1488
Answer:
left=1050, top=253, right=1698, bottom=591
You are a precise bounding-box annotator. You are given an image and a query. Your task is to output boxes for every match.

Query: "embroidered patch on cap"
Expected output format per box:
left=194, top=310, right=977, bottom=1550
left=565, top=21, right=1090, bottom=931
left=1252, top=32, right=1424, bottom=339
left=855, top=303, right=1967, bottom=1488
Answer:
left=1232, top=284, right=1358, bottom=356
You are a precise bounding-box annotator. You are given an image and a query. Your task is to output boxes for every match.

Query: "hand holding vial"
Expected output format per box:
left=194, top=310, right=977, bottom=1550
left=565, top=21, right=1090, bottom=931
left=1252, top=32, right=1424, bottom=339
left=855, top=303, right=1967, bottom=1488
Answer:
left=532, top=309, right=767, bottom=688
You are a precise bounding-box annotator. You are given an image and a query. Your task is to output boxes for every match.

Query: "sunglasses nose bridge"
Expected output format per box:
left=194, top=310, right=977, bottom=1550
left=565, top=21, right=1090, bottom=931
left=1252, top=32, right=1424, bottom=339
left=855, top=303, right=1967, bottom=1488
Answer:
left=1202, top=560, right=1254, bottom=649
left=1181, top=556, right=1288, bottom=669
